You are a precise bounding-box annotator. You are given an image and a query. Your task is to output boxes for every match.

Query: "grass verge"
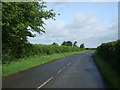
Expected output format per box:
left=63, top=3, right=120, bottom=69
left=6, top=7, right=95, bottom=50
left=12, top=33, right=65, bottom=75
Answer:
left=3, top=50, right=87, bottom=77
left=93, top=53, right=120, bottom=88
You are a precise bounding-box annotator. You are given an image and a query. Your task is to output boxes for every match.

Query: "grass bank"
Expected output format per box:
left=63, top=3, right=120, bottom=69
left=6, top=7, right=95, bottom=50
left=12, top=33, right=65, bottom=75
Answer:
left=93, top=53, right=120, bottom=88
left=3, top=50, right=87, bottom=77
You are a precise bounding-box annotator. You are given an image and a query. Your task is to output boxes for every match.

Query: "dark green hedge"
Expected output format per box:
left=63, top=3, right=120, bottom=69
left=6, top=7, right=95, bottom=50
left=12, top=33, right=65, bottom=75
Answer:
left=2, top=44, right=83, bottom=64
left=96, top=40, right=120, bottom=70
left=22, top=44, right=82, bottom=56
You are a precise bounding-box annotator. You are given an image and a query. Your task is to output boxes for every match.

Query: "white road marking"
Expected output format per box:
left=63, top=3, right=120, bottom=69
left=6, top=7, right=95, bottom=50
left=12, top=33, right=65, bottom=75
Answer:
left=67, top=62, right=71, bottom=66
left=57, top=66, right=66, bottom=74
left=57, top=69, right=62, bottom=74
left=37, top=62, right=74, bottom=89
left=58, top=62, right=72, bottom=74
left=36, top=77, right=53, bottom=89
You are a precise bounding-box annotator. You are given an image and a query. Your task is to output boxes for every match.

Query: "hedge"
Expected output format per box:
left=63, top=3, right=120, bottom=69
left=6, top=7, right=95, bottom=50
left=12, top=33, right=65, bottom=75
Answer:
left=2, top=43, right=83, bottom=64
left=96, top=40, right=120, bottom=71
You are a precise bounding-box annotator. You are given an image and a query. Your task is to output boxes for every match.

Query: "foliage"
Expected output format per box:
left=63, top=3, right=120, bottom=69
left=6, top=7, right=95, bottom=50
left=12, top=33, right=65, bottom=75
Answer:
left=2, top=1, right=57, bottom=62
left=85, top=48, right=96, bottom=50
left=80, top=43, right=85, bottom=48
left=2, top=43, right=82, bottom=64
left=93, top=53, right=120, bottom=88
left=96, top=40, right=120, bottom=71
left=52, top=42, right=58, bottom=46
left=73, top=41, right=77, bottom=46
left=3, top=50, right=87, bottom=76
left=61, top=41, right=73, bottom=46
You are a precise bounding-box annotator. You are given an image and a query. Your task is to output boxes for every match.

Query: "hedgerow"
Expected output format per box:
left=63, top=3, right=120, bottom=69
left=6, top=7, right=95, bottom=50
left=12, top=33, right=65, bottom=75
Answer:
left=2, top=43, right=83, bottom=64
left=96, top=40, right=120, bottom=71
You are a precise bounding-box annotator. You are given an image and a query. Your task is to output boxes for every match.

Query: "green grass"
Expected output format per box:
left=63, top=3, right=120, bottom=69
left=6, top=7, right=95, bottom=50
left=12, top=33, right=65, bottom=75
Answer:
left=3, top=50, right=87, bottom=77
left=93, top=53, right=120, bottom=88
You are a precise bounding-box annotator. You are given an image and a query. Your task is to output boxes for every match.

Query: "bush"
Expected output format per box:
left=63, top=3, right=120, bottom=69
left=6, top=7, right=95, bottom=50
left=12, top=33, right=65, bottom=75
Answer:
left=2, top=43, right=82, bottom=64
left=96, top=40, right=120, bottom=71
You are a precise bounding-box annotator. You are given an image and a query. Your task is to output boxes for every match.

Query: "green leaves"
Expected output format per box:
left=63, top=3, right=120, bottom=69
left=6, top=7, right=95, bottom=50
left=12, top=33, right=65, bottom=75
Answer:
left=2, top=1, right=56, bottom=41
left=96, top=40, right=120, bottom=71
left=80, top=43, right=85, bottom=48
left=2, top=1, right=57, bottom=62
left=61, top=41, right=73, bottom=46
left=73, top=41, right=77, bottom=46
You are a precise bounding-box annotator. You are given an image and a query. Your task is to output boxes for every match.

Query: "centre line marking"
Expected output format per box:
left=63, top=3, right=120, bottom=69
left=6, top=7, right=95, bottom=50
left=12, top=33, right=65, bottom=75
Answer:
left=67, top=63, right=71, bottom=66
left=57, top=66, right=66, bottom=74
left=57, top=69, right=62, bottom=74
left=36, top=77, right=53, bottom=89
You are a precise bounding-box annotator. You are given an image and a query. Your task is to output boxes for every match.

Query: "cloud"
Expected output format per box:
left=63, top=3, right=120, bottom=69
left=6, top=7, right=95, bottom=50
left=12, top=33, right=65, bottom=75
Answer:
left=67, top=13, right=117, bottom=47
left=28, top=12, right=118, bottom=48
left=46, top=2, right=68, bottom=8
left=44, top=0, right=118, bottom=2
left=46, top=2, right=71, bottom=10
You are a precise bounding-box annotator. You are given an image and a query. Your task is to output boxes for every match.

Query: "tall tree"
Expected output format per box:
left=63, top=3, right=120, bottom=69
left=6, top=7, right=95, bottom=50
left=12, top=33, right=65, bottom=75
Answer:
left=80, top=43, right=85, bottom=48
left=2, top=1, right=57, bottom=59
left=52, top=42, right=58, bottom=46
left=61, top=41, right=66, bottom=46
left=73, top=41, right=77, bottom=46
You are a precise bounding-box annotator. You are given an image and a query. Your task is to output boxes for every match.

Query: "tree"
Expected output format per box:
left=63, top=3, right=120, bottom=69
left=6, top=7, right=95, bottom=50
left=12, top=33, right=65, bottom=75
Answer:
left=73, top=41, right=77, bottom=46
left=61, top=41, right=66, bottom=46
left=66, top=41, right=72, bottom=46
left=61, top=41, right=72, bottom=46
left=80, top=43, right=85, bottom=48
left=2, top=1, right=57, bottom=61
left=52, top=42, right=58, bottom=46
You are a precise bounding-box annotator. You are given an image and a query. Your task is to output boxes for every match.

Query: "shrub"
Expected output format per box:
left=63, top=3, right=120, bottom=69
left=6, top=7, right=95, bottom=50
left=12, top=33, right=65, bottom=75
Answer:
left=96, top=40, right=120, bottom=71
left=2, top=43, right=82, bottom=64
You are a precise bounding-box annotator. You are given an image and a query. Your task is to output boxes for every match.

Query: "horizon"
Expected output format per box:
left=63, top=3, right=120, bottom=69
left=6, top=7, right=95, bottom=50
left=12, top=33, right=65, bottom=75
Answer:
left=28, top=2, right=118, bottom=48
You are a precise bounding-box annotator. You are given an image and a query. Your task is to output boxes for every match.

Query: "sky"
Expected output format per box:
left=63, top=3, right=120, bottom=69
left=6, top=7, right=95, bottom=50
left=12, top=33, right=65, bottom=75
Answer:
left=28, top=2, right=118, bottom=48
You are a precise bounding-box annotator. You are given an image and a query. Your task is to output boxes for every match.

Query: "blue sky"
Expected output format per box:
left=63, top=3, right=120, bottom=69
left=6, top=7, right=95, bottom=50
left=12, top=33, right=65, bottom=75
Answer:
left=28, top=2, right=118, bottom=48
left=46, top=2, right=117, bottom=24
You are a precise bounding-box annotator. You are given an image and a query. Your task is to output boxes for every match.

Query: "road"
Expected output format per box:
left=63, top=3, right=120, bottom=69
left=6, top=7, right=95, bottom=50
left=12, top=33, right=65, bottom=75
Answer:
left=2, top=51, right=105, bottom=88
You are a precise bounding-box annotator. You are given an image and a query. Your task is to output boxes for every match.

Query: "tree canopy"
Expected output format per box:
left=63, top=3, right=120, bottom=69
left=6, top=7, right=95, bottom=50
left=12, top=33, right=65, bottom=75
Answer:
left=80, top=43, right=85, bottom=48
left=52, top=42, right=58, bottom=46
left=2, top=1, right=57, bottom=60
left=73, top=41, right=77, bottom=46
left=61, top=41, right=72, bottom=46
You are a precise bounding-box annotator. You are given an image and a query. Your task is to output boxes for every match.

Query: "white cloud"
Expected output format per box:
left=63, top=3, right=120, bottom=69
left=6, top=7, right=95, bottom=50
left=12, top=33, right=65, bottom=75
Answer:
left=44, top=0, right=119, bottom=2
left=46, top=2, right=69, bottom=9
left=28, top=12, right=118, bottom=48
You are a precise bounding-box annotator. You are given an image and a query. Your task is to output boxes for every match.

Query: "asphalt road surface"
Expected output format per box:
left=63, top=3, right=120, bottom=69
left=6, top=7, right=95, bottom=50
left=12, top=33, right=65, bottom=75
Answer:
left=3, top=51, right=105, bottom=88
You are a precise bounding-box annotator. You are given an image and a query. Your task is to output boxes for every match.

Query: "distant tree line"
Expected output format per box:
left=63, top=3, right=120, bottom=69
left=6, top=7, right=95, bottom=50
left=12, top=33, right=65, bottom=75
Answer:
left=52, top=41, right=85, bottom=48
